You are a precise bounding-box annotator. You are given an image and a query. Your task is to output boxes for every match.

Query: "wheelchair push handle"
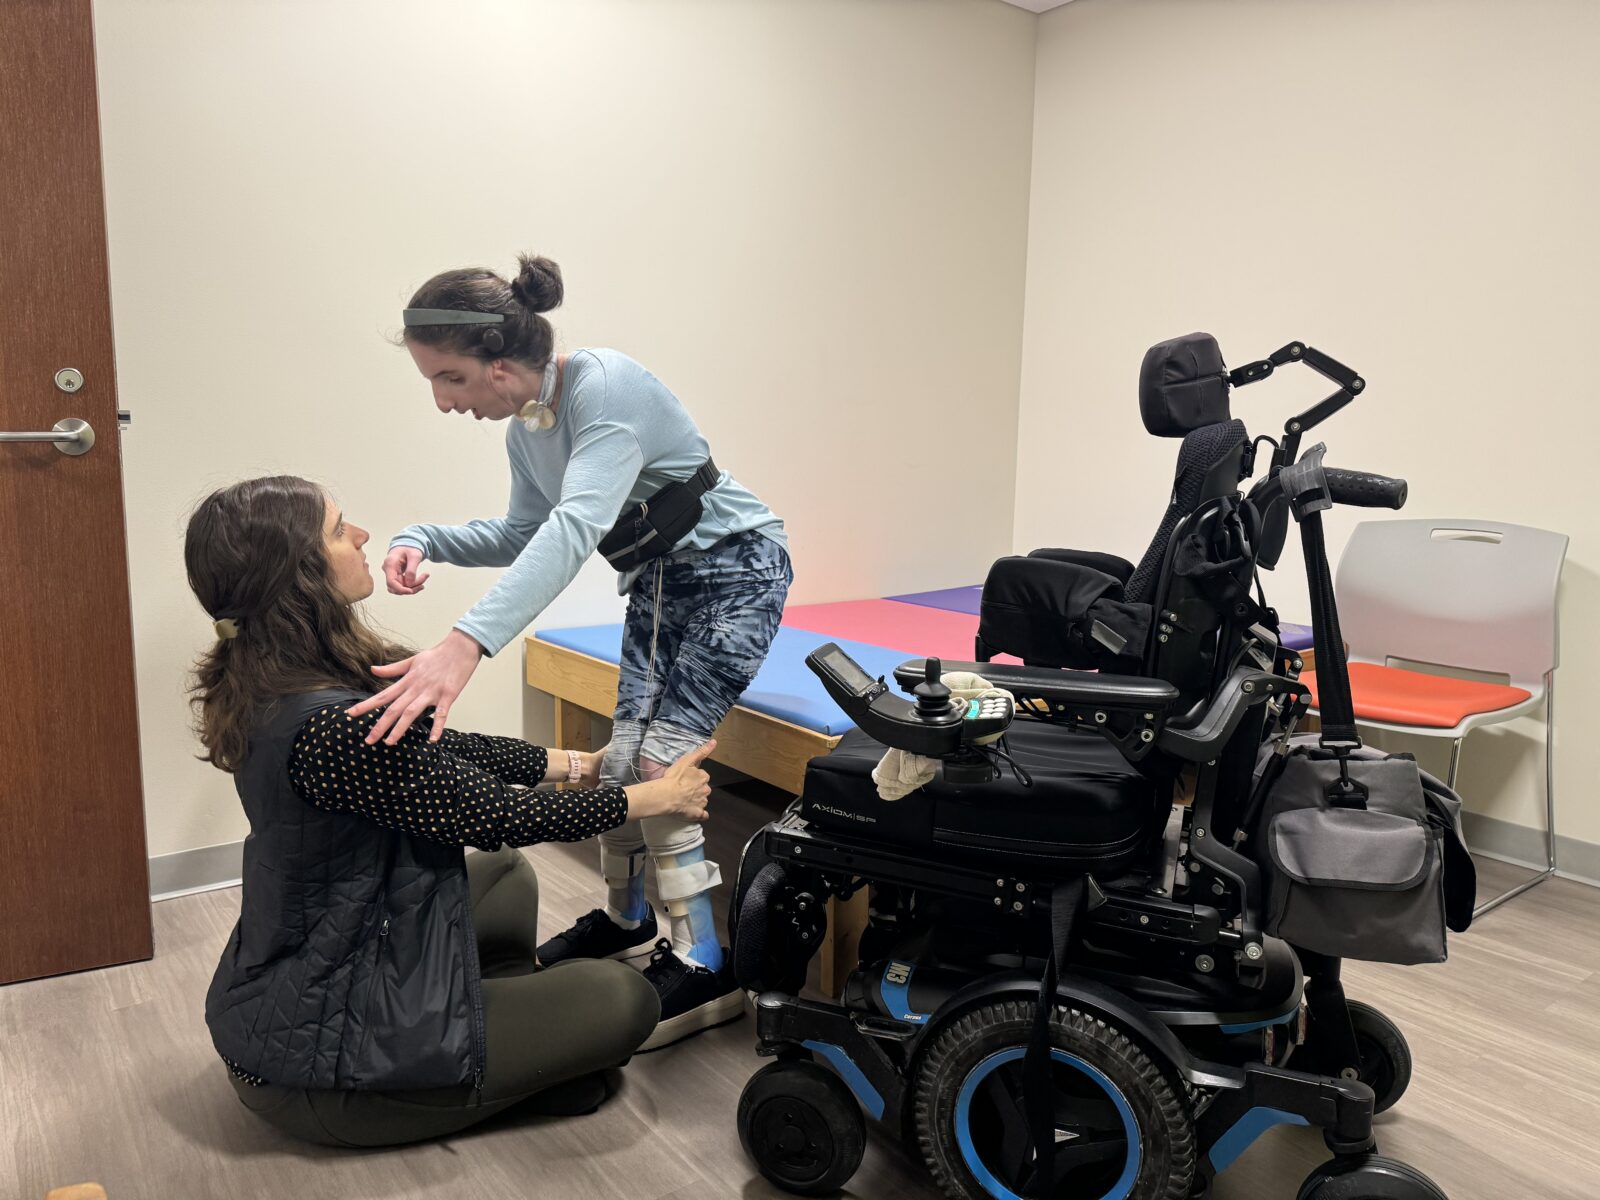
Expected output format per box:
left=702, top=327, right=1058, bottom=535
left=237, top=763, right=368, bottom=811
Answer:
left=1323, top=468, right=1407, bottom=510
left=1280, top=445, right=1408, bottom=519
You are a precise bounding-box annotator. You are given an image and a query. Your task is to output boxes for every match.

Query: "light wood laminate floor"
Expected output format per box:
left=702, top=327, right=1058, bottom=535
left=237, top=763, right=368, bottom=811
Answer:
left=5, top=783, right=1596, bottom=1200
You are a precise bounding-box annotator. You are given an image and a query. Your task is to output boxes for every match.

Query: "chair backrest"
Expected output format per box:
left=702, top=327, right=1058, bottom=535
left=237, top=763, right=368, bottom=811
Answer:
left=1336, top=519, right=1568, bottom=686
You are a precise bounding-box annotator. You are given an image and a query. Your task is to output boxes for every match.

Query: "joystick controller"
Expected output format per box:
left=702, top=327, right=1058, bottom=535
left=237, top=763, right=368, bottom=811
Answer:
left=914, top=657, right=953, bottom=716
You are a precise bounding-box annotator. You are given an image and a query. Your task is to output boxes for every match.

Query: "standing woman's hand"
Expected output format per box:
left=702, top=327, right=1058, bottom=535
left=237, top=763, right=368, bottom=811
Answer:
left=383, top=546, right=431, bottom=595
left=347, top=629, right=484, bottom=744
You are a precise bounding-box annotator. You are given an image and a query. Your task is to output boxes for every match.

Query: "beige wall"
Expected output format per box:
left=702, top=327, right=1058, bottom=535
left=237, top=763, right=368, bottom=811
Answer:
left=1019, top=0, right=1600, bottom=849
left=99, top=0, right=1596, bottom=871
left=95, top=0, right=1037, bottom=861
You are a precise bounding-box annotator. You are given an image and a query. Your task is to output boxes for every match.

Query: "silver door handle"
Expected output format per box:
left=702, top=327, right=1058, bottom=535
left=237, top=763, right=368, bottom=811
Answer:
left=0, top=417, right=95, bottom=455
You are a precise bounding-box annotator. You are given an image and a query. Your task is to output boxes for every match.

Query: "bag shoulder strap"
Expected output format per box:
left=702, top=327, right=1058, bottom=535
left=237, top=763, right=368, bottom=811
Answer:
left=1284, top=449, right=1359, bottom=749
left=689, top=457, right=720, bottom=494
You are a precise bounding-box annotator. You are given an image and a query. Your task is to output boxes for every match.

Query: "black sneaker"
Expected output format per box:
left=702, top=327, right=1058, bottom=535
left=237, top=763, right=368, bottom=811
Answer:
left=537, top=907, right=659, bottom=968
left=637, top=939, right=746, bottom=1052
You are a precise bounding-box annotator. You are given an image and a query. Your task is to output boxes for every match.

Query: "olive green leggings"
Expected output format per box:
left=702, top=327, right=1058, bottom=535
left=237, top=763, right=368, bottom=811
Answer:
left=227, top=847, right=659, bottom=1147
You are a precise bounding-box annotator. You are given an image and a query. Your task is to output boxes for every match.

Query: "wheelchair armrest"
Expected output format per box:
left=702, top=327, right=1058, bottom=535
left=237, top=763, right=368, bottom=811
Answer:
left=977, top=555, right=1149, bottom=669
left=893, top=659, right=1179, bottom=713
left=1156, top=667, right=1309, bottom=763
left=1028, top=547, right=1136, bottom=585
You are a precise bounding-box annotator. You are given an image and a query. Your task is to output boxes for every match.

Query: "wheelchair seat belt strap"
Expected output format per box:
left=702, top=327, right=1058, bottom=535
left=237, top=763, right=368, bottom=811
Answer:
left=1022, top=874, right=1088, bottom=1199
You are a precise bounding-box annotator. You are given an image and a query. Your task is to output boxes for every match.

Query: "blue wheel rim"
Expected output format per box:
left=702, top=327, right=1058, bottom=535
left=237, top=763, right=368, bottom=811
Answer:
left=954, top=1047, right=1140, bottom=1200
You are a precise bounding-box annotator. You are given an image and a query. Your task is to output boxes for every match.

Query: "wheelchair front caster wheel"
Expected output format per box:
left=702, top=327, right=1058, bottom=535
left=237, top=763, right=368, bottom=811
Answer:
left=1290, top=999, right=1413, bottom=1115
left=1346, top=1000, right=1413, bottom=1114
left=1297, top=1154, right=1448, bottom=1200
left=738, top=1060, right=866, bottom=1196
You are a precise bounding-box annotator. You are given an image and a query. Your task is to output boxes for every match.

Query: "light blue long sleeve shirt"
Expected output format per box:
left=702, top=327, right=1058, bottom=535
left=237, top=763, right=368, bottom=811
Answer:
left=390, top=348, right=787, bottom=656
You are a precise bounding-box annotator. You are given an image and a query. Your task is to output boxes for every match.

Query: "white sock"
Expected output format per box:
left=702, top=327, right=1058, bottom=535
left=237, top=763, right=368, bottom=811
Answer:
left=680, top=943, right=717, bottom=971
left=604, top=905, right=642, bottom=931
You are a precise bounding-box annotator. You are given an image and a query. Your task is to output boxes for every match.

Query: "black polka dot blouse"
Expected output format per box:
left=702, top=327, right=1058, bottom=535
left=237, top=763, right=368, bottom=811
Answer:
left=220, top=707, right=626, bottom=1089
left=286, top=704, right=629, bottom=851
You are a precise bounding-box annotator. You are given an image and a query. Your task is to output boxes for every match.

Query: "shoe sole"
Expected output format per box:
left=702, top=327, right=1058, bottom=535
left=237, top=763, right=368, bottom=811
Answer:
left=637, top=989, right=747, bottom=1053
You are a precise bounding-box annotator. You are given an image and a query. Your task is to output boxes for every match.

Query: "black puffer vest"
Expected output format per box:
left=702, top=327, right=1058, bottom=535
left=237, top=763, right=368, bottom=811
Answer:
left=204, top=688, right=485, bottom=1091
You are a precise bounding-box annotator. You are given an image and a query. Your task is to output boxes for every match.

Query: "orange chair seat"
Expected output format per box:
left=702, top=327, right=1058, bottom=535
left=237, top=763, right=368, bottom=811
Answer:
left=1305, top=662, right=1532, bottom=729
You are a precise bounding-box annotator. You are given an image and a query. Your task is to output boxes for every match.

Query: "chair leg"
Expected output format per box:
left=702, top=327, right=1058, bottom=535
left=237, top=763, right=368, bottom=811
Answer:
left=1472, top=672, right=1559, bottom=919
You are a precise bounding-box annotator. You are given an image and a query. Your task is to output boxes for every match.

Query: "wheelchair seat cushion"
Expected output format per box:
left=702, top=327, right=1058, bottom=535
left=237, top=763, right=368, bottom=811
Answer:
left=802, top=720, right=1170, bottom=875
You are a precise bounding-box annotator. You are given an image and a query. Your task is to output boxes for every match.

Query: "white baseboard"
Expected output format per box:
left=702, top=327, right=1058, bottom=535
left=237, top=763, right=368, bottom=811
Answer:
left=148, top=840, right=243, bottom=901
left=1459, top=811, right=1599, bottom=888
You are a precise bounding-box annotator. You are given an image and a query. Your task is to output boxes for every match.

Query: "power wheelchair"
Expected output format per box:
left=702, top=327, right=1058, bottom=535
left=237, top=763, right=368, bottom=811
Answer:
left=729, top=334, right=1453, bottom=1200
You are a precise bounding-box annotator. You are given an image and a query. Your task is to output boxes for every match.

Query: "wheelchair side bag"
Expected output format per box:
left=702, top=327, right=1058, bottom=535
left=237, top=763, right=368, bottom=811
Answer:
left=1249, top=740, right=1474, bottom=966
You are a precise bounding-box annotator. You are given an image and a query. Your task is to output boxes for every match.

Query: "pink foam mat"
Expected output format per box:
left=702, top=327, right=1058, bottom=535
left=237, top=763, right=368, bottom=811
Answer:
left=780, top=598, right=1020, bottom=666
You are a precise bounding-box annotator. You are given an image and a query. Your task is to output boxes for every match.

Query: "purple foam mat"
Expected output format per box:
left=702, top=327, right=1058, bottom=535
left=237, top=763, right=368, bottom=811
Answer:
left=886, top=584, right=984, bottom=615
left=1280, top=623, right=1316, bottom=651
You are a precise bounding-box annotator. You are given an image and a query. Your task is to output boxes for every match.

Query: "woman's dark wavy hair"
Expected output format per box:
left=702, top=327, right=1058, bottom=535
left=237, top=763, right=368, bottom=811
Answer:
left=184, top=475, right=410, bottom=773
left=400, top=252, right=564, bottom=367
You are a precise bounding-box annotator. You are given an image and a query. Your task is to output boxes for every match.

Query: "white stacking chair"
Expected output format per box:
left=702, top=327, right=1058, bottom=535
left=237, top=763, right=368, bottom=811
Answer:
left=1311, top=519, right=1568, bottom=917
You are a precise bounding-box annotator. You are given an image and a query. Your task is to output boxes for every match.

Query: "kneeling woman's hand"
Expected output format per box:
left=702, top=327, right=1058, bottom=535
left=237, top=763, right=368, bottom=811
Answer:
left=624, top=740, right=716, bottom=822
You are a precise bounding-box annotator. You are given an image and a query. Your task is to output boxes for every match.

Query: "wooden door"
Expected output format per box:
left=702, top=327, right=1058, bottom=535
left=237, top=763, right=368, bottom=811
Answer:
left=0, top=0, right=153, bottom=983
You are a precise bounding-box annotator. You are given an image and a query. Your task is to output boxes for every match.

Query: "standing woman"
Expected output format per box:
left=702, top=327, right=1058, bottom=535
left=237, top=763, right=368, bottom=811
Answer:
left=352, top=254, right=791, bottom=1048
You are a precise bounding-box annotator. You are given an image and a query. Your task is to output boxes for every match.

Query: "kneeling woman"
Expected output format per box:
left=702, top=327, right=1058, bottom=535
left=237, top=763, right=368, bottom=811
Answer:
left=186, top=475, right=714, bottom=1148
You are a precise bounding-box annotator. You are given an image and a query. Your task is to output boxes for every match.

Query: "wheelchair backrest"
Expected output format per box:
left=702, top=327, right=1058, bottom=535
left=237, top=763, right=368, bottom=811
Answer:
left=1125, top=419, right=1249, bottom=606
left=1130, top=335, right=1259, bottom=715
left=975, top=334, right=1259, bottom=710
left=1127, top=332, right=1249, bottom=606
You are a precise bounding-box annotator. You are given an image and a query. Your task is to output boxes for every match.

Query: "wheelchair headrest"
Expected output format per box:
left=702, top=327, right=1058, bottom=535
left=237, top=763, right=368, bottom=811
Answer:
left=1140, top=333, right=1231, bottom=437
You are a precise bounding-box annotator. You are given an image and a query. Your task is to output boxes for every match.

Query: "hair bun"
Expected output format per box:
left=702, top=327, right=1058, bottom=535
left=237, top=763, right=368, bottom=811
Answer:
left=512, top=254, right=564, bottom=313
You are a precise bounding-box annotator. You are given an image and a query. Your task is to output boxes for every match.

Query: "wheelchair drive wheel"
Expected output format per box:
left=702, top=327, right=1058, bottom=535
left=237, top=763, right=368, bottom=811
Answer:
left=1345, top=1001, right=1412, bottom=1115
left=912, top=1000, right=1195, bottom=1200
left=738, top=1059, right=866, bottom=1196
left=1297, top=1154, right=1448, bottom=1200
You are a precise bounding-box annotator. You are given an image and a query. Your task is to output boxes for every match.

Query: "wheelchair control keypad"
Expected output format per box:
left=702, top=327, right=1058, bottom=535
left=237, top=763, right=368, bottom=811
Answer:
left=961, top=694, right=1014, bottom=745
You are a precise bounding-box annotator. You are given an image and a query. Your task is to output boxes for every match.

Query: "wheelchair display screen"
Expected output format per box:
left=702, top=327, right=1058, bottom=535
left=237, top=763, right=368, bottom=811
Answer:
left=815, top=644, right=880, bottom=697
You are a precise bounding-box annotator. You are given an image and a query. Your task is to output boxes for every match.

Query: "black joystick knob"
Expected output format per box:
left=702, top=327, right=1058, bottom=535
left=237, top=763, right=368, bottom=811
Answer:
left=914, top=656, right=951, bottom=715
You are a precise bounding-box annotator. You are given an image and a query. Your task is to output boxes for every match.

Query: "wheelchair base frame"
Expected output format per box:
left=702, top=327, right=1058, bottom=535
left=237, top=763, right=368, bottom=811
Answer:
left=739, top=812, right=1389, bottom=1196
left=752, top=986, right=1377, bottom=1195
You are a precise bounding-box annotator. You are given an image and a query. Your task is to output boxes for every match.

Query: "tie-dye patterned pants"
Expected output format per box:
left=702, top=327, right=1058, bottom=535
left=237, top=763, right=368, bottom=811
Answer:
left=597, top=530, right=792, bottom=916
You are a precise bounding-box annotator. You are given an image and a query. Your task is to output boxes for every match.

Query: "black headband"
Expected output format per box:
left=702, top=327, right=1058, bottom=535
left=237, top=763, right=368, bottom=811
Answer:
left=401, top=309, right=506, bottom=327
